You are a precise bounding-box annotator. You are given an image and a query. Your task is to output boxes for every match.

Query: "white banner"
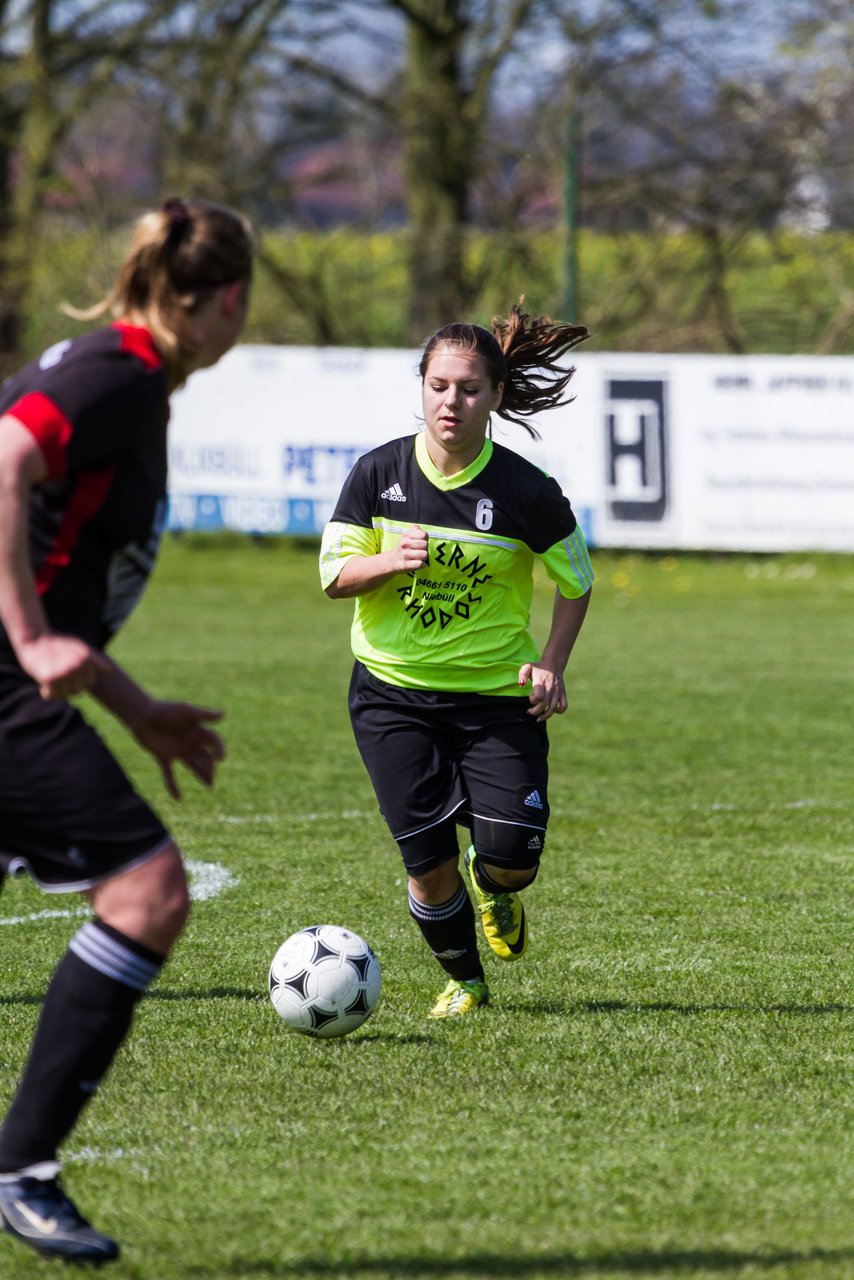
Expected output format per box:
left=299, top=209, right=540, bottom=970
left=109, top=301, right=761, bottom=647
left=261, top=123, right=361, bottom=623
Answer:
left=168, top=346, right=854, bottom=552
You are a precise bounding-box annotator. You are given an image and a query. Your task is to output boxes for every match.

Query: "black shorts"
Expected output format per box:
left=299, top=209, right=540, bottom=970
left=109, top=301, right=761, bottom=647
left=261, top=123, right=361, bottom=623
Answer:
left=0, top=667, right=170, bottom=893
left=348, top=662, right=549, bottom=875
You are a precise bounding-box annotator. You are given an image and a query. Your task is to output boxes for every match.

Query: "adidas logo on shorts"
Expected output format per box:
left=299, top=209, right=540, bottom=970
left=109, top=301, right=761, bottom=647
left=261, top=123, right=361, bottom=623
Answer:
left=381, top=482, right=407, bottom=501
left=524, top=790, right=544, bottom=810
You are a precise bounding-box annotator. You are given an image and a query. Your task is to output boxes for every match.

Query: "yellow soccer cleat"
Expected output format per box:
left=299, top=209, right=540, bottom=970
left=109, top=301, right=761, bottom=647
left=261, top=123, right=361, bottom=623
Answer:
left=464, top=847, right=528, bottom=961
left=429, top=978, right=489, bottom=1018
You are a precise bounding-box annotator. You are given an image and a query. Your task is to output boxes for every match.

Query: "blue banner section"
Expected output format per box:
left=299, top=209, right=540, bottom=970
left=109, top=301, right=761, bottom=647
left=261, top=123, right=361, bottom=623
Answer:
left=167, top=494, right=326, bottom=535
left=282, top=444, right=368, bottom=486
left=166, top=494, right=596, bottom=543
left=168, top=494, right=226, bottom=531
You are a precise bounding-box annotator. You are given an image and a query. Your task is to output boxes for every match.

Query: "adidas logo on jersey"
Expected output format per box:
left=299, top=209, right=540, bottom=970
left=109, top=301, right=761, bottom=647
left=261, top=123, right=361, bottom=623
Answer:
left=381, top=483, right=406, bottom=501
left=524, top=790, right=544, bottom=810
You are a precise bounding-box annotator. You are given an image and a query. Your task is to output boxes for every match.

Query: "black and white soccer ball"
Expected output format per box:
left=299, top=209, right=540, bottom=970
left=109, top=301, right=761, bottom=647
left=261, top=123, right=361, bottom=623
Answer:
left=268, top=925, right=381, bottom=1039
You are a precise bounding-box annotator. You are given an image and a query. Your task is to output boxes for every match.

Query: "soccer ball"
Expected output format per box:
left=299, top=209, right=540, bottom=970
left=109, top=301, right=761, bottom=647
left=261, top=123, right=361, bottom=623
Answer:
left=268, top=925, right=381, bottom=1039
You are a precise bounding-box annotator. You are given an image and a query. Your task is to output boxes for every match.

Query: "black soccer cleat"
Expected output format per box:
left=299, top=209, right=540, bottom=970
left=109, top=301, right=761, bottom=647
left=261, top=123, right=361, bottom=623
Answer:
left=0, top=1175, right=120, bottom=1265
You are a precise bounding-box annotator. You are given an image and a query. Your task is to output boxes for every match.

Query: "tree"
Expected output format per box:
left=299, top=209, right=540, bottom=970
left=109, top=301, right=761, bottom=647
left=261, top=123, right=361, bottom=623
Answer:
left=133, top=0, right=396, bottom=344
left=9, top=0, right=852, bottom=359
left=524, top=0, right=845, bottom=351
left=0, top=0, right=186, bottom=370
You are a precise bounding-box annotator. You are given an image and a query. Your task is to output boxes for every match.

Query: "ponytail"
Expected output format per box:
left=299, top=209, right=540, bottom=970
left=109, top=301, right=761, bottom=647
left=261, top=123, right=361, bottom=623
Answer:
left=420, top=300, right=588, bottom=439
left=64, top=197, right=254, bottom=382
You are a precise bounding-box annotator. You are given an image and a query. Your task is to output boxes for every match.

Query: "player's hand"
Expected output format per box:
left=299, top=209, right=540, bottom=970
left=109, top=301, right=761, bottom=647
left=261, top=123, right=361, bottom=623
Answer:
left=16, top=634, right=111, bottom=701
left=389, top=525, right=429, bottom=573
left=518, top=661, right=567, bottom=721
left=132, top=700, right=225, bottom=799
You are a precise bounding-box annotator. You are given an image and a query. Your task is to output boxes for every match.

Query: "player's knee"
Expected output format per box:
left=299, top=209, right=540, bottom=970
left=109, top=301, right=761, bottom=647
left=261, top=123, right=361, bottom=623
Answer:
left=408, top=856, right=460, bottom=906
left=156, top=871, right=192, bottom=938
left=148, top=847, right=191, bottom=939
left=479, top=859, right=540, bottom=892
left=90, top=842, right=190, bottom=952
left=127, top=875, right=190, bottom=949
left=473, top=823, right=545, bottom=885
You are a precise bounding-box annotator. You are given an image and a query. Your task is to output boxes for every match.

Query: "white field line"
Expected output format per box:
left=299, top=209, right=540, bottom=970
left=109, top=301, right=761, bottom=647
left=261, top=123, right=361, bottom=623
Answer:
left=66, top=1119, right=249, bottom=1168
left=65, top=1144, right=162, bottom=1177
left=185, top=858, right=239, bottom=902
left=702, top=799, right=844, bottom=812
left=0, top=905, right=90, bottom=927
left=217, top=814, right=277, bottom=824
left=0, top=858, right=238, bottom=926
left=218, top=809, right=373, bottom=824
left=549, top=798, right=846, bottom=818
left=66, top=1145, right=152, bottom=1165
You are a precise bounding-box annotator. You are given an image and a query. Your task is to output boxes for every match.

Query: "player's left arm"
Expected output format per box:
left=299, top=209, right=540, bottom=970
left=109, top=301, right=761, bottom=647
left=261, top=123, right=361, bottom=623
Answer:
left=518, top=492, right=595, bottom=721
left=90, top=655, right=224, bottom=798
left=519, top=588, right=592, bottom=721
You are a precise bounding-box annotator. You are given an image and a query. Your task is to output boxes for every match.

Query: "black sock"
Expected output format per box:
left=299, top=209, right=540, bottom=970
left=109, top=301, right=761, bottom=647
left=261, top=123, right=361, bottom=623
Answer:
left=408, top=876, right=483, bottom=982
left=0, top=920, right=163, bottom=1173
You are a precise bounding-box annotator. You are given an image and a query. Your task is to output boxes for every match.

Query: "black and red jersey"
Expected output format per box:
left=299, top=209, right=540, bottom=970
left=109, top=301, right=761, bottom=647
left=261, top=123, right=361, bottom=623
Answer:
left=0, top=323, right=169, bottom=652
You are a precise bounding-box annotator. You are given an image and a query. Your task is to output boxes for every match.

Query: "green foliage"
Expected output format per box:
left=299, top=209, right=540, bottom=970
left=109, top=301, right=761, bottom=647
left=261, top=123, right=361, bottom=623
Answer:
left=23, top=223, right=854, bottom=359
left=255, top=229, right=409, bottom=348
left=1, top=539, right=852, bottom=1279
left=25, top=218, right=119, bottom=357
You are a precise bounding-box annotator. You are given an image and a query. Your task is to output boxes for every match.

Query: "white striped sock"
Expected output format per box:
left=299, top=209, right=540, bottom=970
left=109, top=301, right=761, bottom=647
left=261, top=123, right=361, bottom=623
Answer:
left=408, top=880, right=468, bottom=923
left=69, top=923, right=160, bottom=992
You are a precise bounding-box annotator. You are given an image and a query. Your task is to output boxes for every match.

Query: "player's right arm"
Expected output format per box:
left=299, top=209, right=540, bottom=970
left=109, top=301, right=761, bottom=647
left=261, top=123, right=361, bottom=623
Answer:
left=0, top=415, right=108, bottom=699
left=320, top=444, right=429, bottom=598
left=90, top=655, right=225, bottom=798
left=323, top=525, right=429, bottom=599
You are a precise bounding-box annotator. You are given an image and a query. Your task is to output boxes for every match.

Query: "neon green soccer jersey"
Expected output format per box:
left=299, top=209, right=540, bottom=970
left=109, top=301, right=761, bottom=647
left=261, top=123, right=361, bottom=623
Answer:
left=320, top=433, right=593, bottom=696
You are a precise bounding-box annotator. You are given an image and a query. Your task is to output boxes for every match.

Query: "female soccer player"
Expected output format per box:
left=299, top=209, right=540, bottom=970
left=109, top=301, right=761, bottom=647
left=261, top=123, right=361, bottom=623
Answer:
left=320, top=303, right=593, bottom=1019
left=0, top=198, right=253, bottom=1264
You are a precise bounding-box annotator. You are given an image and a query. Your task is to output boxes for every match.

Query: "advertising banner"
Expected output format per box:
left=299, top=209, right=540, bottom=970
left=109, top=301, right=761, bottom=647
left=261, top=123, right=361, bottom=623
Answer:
left=168, top=346, right=854, bottom=552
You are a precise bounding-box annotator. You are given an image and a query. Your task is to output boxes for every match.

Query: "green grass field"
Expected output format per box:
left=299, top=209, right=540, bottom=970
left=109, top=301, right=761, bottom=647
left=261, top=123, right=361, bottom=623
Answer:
left=1, top=539, right=852, bottom=1280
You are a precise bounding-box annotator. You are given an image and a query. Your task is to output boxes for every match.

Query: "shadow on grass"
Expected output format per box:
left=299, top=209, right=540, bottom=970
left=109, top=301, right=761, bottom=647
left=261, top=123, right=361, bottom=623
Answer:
left=152, top=987, right=263, bottom=1001
left=0, top=987, right=264, bottom=1008
left=505, top=999, right=853, bottom=1017
left=2, top=990, right=849, bottom=1020
left=184, top=1245, right=854, bottom=1276
left=347, top=1032, right=434, bottom=1046
left=149, top=990, right=434, bottom=1045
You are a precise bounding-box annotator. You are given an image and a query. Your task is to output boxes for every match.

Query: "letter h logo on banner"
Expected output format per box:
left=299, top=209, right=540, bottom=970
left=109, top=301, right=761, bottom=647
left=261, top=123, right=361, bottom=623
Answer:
left=605, top=379, right=668, bottom=522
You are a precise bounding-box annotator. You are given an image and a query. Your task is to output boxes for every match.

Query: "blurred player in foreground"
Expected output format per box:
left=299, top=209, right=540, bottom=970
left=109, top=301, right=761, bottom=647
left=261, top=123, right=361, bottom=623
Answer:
left=320, top=302, right=593, bottom=1018
left=0, top=198, right=253, bottom=1265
